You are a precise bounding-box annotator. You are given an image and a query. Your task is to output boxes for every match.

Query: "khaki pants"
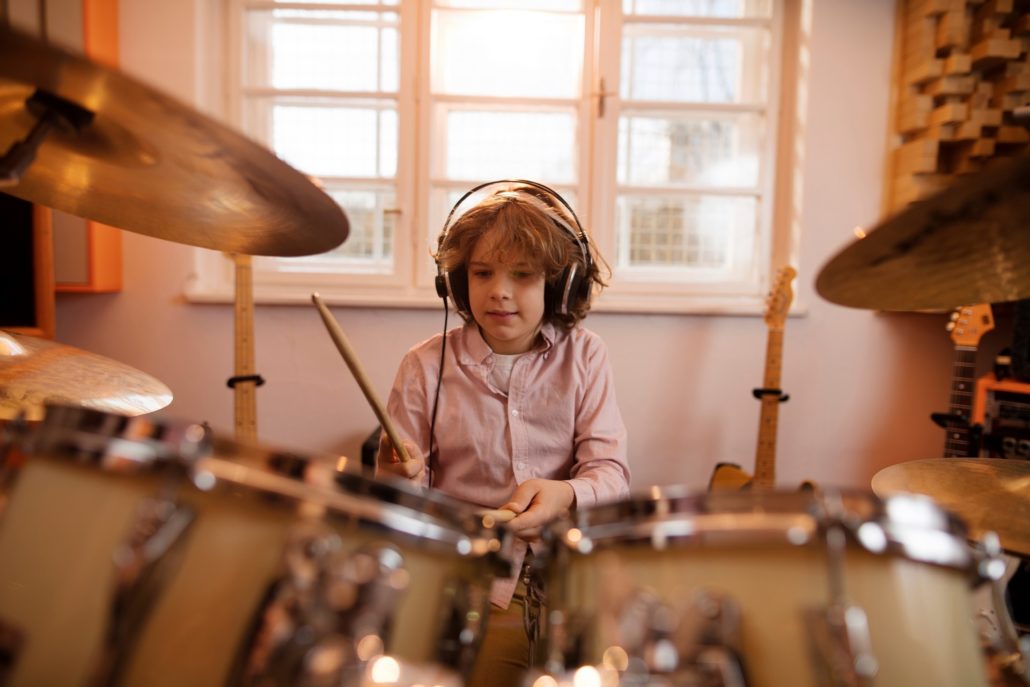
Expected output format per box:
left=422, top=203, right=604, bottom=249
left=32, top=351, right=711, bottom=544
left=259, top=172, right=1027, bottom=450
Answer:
left=466, top=575, right=542, bottom=687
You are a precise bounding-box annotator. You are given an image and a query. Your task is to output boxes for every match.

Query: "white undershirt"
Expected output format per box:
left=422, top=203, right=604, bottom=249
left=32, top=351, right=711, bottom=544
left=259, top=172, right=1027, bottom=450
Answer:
left=490, top=353, right=522, bottom=394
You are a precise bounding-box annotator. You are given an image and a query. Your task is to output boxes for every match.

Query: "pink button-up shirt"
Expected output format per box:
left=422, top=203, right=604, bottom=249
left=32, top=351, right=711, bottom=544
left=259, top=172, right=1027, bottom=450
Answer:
left=385, top=322, right=631, bottom=607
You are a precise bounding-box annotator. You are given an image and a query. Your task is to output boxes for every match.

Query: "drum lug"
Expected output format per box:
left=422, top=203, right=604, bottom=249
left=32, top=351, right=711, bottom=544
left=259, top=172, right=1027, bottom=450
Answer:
left=94, top=495, right=196, bottom=686
left=235, top=523, right=417, bottom=685
left=679, top=588, right=749, bottom=687
left=542, top=587, right=750, bottom=686
left=805, top=500, right=878, bottom=687
left=976, top=533, right=1030, bottom=686
left=803, top=603, right=878, bottom=687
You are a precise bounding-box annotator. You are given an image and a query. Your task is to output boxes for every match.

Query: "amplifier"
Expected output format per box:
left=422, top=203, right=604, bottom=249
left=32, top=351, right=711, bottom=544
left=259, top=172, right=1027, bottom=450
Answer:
left=973, top=374, right=1030, bottom=459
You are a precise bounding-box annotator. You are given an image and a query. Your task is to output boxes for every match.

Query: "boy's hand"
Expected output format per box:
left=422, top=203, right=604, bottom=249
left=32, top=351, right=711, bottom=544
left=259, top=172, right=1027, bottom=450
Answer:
left=502, top=479, right=575, bottom=541
left=376, top=436, right=426, bottom=482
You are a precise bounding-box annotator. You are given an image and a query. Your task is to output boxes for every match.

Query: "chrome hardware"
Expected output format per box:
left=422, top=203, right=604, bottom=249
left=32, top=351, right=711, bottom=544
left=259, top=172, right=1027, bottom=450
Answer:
left=977, top=533, right=1030, bottom=686
left=237, top=523, right=417, bottom=685
left=93, top=495, right=195, bottom=687
left=0, top=412, right=30, bottom=521
left=543, top=586, right=749, bottom=687
left=676, top=589, right=748, bottom=687
left=805, top=493, right=877, bottom=687
left=237, top=520, right=492, bottom=686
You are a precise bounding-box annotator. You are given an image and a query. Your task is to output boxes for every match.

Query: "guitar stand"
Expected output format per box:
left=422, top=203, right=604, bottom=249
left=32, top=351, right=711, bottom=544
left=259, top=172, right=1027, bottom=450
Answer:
left=226, top=374, right=266, bottom=388
left=752, top=387, right=790, bottom=402
left=930, top=412, right=984, bottom=457
left=930, top=411, right=968, bottom=430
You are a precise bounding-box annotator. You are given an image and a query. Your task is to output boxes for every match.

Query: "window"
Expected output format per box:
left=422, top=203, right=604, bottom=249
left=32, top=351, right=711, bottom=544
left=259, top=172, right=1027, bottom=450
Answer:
left=191, top=0, right=791, bottom=313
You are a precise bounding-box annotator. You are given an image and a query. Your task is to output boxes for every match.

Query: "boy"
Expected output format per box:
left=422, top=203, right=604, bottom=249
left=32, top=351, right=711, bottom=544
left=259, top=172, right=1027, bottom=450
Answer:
left=379, top=181, right=630, bottom=686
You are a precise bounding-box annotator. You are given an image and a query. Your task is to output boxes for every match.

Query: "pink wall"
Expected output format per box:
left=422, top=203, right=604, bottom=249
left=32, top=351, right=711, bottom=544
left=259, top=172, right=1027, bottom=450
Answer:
left=54, top=0, right=1008, bottom=493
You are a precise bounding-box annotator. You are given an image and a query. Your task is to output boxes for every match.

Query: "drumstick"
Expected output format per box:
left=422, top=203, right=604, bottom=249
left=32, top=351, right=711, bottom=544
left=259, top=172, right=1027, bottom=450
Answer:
left=479, top=508, right=518, bottom=523
left=311, top=293, right=410, bottom=463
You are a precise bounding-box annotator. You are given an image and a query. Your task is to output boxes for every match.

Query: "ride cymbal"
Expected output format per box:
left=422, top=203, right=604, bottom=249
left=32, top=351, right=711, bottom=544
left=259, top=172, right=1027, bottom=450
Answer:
left=871, top=458, right=1030, bottom=556
left=816, top=151, right=1030, bottom=311
left=0, top=330, right=172, bottom=421
left=0, top=27, right=348, bottom=257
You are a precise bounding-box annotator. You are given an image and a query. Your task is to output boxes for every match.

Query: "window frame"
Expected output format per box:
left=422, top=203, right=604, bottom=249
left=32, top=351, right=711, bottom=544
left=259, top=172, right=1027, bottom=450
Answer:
left=187, top=0, right=797, bottom=315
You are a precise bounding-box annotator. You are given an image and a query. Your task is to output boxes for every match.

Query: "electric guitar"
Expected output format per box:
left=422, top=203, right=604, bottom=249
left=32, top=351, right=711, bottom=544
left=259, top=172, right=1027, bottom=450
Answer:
left=708, top=266, right=797, bottom=491
left=941, top=304, right=993, bottom=457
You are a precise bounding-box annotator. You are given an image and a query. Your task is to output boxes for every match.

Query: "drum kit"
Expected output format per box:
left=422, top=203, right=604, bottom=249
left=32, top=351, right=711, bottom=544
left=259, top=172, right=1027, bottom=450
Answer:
left=0, top=22, right=1028, bottom=687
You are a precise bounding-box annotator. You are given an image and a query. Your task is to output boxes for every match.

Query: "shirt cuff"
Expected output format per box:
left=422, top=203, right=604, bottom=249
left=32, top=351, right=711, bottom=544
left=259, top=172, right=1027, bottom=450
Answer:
left=566, top=477, right=594, bottom=510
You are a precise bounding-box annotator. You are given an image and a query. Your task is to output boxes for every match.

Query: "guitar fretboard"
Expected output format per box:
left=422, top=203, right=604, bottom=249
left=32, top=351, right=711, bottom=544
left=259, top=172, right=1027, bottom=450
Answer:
left=944, top=345, right=976, bottom=457
left=234, top=254, right=258, bottom=443
left=754, top=328, right=784, bottom=487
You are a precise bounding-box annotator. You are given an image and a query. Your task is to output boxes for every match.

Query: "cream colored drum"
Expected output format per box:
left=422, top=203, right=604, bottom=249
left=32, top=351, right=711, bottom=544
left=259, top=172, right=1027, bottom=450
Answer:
left=0, top=405, right=512, bottom=687
left=536, top=487, right=990, bottom=687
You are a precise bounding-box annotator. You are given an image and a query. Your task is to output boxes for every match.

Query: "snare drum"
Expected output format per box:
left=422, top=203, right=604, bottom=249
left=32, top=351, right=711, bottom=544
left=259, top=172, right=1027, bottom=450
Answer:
left=0, top=405, right=512, bottom=687
left=538, top=487, right=990, bottom=687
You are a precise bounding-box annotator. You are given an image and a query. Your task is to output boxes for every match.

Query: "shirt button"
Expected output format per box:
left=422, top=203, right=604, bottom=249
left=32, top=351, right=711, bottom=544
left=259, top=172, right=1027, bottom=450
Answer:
left=511, top=409, right=519, bottom=416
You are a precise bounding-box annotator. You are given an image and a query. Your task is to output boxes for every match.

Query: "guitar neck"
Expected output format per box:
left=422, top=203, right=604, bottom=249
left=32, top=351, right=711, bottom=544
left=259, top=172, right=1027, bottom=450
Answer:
left=234, top=254, right=258, bottom=443
left=943, top=345, right=976, bottom=458
left=754, top=328, right=784, bottom=487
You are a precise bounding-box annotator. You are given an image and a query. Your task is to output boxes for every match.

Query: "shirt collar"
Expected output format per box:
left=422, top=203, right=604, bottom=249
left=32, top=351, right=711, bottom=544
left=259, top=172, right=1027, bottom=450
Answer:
left=458, top=322, right=556, bottom=364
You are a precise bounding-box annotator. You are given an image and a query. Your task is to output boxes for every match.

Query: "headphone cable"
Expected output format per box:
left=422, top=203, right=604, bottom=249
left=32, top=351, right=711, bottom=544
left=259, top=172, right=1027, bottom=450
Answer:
left=427, top=297, right=449, bottom=488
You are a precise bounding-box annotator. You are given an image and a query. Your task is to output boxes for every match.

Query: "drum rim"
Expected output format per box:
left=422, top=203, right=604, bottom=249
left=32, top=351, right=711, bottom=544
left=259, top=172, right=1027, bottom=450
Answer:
left=21, top=404, right=515, bottom=563
left=547, top=486, right=978, bottom=573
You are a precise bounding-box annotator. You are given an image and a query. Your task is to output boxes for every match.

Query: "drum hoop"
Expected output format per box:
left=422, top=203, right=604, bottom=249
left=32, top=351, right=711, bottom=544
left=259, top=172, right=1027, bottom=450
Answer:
left=548, top=487, right=977, bottom=573
left=19, top=405, right=514, bottom=564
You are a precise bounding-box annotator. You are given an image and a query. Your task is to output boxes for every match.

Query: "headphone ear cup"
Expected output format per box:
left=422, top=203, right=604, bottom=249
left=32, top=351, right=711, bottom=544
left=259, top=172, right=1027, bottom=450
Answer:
left=447, top=269, right=471, bottom=316
left=554, top=264, right=588, bottom=316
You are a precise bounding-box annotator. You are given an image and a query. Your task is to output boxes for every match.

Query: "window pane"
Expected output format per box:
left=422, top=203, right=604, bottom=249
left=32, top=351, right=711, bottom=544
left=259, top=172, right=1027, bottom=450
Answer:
left=274, top=0, right=398, bottom=4
left=323, top=188, right=396, bottom=265
left=621, top=24, right=770, bottom=103
left=443, top=109, right=577, bottom=182
left=437, top=0, right=581, bottom=9
left=616, top=194, right=756, bottom=270
left=244, top=9, right=399, bottom=92
left=264, top=187, right=396, bottom=270
left=622, top=0, right=771, bottom=18
left=243, top=99, right=397, bottom=178
left=432, top=8, right=583, bottom=98
left=618, top=113, right=764, bottom=187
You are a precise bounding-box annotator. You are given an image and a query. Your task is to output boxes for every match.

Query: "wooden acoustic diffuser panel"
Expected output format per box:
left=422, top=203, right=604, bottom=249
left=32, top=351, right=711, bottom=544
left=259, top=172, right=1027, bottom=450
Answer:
left=892, top=0, right=1029, bottom=211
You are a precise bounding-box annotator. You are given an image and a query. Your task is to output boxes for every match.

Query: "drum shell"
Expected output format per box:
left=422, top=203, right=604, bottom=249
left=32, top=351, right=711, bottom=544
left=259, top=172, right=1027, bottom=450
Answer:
left=0, top=440, right=506, bottom=686
left=542, top=488, right=990, bottom=687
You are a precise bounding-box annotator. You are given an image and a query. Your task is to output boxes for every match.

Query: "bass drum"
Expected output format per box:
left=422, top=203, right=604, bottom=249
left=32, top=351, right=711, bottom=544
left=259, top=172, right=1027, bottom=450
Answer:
left=0, top=405, right=513, bottom=687
left=538, top=487, right=990, bottom=687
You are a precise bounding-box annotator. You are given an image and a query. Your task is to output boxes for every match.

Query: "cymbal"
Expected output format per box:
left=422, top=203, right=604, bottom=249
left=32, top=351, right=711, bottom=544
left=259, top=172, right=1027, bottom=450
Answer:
left=872, top=458, right=1030, bottom=556
left=816, top=151, right=1030, bottom=311
left=0, top=27, right=348, bottom=257
left=0, top=330, right=172, bottom=421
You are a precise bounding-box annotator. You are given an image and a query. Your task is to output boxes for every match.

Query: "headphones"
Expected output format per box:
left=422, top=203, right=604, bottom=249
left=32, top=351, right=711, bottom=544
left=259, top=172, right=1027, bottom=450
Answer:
left=434, top=179, right=593, bottom=318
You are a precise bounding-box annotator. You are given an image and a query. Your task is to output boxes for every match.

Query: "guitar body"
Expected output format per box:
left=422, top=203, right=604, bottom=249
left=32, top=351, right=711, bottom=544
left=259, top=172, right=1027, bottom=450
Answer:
left=708, top=462, right=753, bottom=491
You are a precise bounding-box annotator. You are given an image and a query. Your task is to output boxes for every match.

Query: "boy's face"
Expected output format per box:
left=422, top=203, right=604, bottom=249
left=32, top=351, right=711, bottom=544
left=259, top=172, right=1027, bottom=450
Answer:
left=466, top=229, right=546, bottom=354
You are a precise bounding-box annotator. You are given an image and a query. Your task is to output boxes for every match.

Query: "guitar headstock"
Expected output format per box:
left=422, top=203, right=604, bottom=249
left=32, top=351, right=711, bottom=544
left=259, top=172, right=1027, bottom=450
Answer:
left=764, top=266, right=797, bottom=331
left=947, top=304, right=994, bottom=346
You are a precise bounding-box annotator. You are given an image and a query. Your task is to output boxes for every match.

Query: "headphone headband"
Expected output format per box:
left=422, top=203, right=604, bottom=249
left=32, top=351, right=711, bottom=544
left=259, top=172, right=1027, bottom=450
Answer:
left=434, top=179, right=592, bottom=318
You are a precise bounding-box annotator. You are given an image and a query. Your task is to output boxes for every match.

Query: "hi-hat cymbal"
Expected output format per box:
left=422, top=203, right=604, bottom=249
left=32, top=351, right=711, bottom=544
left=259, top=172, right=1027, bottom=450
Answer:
left=816, top=151, right=1030, bottom=311
left=872, top=458, right=1030, bottom=555
left=0, top=27, right=348, bottom=257
left=0, top=330, right=172, bottom=421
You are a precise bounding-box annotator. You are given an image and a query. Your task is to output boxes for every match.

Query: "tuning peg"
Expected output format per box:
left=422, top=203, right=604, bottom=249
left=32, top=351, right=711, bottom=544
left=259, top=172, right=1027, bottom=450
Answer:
left=950, top=311, right=960, bottom=321
left=946, top=322, right=956, bottom=332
